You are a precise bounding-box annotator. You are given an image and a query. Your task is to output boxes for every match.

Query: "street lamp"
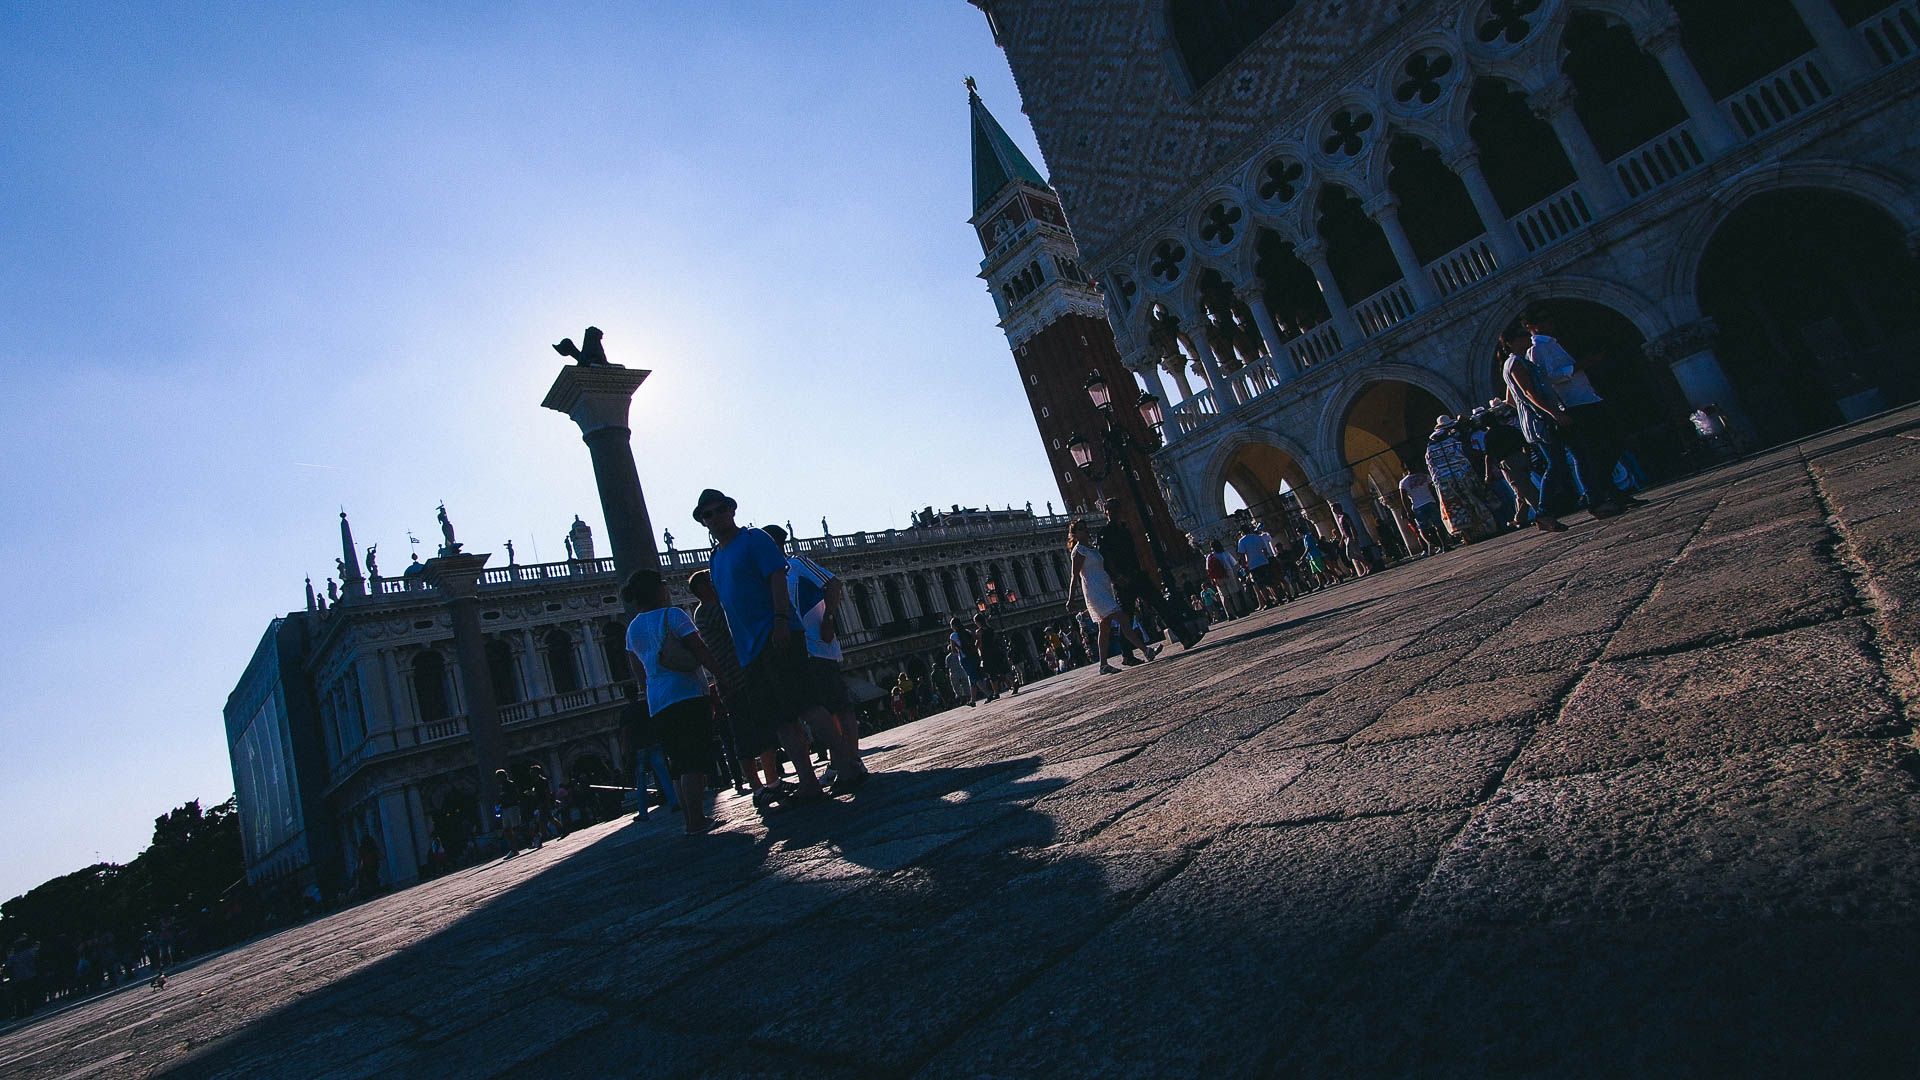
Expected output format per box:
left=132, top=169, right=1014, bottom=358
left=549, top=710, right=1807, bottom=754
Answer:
left=1068, top=371, right=1175, bottom=589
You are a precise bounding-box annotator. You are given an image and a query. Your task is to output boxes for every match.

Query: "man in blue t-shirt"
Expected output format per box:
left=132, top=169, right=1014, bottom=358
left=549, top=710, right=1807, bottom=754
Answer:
left=695, top=488, right=830, bottom=804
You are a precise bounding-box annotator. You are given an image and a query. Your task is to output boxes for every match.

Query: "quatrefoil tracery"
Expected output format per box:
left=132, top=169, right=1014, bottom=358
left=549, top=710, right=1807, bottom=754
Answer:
left=1322, top=109, right=1375, bottom=158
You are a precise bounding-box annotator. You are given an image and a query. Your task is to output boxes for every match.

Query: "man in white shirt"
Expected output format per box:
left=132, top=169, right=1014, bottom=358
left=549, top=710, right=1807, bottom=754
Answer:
left=763, top=525, right=869, bottom=792
left=1398, top=466, right=1445, bottom=555
left=1515, top=316, right=1642, bottom=519
left=1235, top=521, right=1281, bottom=608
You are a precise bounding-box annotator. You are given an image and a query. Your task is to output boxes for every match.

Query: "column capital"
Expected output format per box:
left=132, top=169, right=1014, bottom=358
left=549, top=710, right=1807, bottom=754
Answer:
left=541, top=363, right=651, bottom=437
left=1642, top=318, right=1720, bottom=363
left=1362, top=192, right=1402, bottom=219
left=1529, top=79, right=1581, bottom=121
left=1633, top=11, right=1686, bottom=54
left=421, top=552, right=493, bottom=600
left=1295, top=238, right=1331, bottom=264
left=1440, top=141, right=1481, bottom=171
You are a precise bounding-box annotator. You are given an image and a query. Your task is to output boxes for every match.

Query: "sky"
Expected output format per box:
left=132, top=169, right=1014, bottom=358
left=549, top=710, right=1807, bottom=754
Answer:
left=0, top=1, right=1059, bottom=901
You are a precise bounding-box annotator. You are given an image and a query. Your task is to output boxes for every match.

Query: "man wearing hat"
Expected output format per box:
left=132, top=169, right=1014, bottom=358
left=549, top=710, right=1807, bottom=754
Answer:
left=693, top=489, right=839, bottom=804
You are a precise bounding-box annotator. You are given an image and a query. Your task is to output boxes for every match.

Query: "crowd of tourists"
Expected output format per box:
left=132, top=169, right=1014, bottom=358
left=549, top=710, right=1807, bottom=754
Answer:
left=3, top=921, right=185, bottom=1020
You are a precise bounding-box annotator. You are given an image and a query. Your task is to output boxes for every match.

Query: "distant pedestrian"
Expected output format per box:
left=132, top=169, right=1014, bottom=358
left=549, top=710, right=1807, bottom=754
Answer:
left=1204, top=539, right=1241, bottom=618
left=943, top=641, right=975, bottom=705
left=1397, top=465, right=1447, bottom=555
left=1066, top=519, right=1157, bottom=674
left=1235, top=521, right=1281, bottom=608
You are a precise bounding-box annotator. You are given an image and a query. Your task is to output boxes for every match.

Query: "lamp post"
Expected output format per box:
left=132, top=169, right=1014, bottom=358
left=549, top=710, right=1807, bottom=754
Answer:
left=1066, top=372, right=1174, bottom=588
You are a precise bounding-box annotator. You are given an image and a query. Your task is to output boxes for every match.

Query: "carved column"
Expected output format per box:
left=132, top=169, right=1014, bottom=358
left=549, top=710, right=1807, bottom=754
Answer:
left=1179, top=318, right=1238, bottom=409
left=1297, top=240, right=1363, bottom=344
left=1643, top=318, right=1758, bottom=443
left=518, top=627, right=549, bottom=699
left=423, top=552, right=506, bottom=837
left=1364, top=195, right=1442, bottom=309
left=1637, top=18, right=1742, bottom=154
left=1533, top=82, right=1628, bottom=212
left=1237, top=287, right=1290, bottom=370
left=1442, top=145, right=1526, bottom=264
left=576, top=620, right=607, bottom=688
left=1786, top=0, right=1876, bottom=85
left=541, top=364, right=661, bottom=584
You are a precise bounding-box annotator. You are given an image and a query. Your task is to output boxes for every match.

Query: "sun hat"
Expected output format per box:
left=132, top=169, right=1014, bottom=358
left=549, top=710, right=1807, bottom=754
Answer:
left=692, top=488, right=737, bottom=523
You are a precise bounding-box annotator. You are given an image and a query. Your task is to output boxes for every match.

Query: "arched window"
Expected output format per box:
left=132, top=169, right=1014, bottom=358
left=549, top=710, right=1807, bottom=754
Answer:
left=600, top=620, right=631, bottom=682
left=853, top=582, right=878, bottom=627
left=965, top=566, right=984, bottom=604
left=1030, top=556, right=1051, bottom=593
left=1254, top=229, right=1331, bottom=342
left=1670, top=0, right=1814, bottom=99
left=1561, top=12, right=1688, bottom=160
left=545, top=628, right=580, bottom=694
left=484, top=639, right=520, bottom=705
left=1169, top=0, right=1297, bottom=89
left=1316, top=185, right=1402, bottom=301
left=412, top=651, right=449, bottom=722
left=912, top=574, right=935, bottom=618
left=1011, top=560, right=1032, bottom=598
left=940, top=571, right=961, bottom=612
left=1467, top=78, right=1576, bottom=216
left=883, top=579, right=906, bottom=623
left=1386, top=136, right=1486, bottom=263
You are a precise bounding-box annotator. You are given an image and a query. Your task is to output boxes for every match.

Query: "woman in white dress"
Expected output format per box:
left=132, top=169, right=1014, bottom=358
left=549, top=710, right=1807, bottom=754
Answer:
left=1065, top=519, right=1157, bottom=674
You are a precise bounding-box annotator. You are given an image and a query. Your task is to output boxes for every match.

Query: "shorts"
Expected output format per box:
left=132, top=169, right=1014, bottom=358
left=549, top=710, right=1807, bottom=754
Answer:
left=1250, top=563, right=1278, bottom=589
left=499, top=805, right=524, bottom=829
left=744, top=643, right=810, bottom=725
left=1413, top=503, right=1444, bottom=533
left=983, top=649, right=1011, bottom=677
left=653, top=696, right=717, bottom=778
left=806, top=657, right=852, bottom=714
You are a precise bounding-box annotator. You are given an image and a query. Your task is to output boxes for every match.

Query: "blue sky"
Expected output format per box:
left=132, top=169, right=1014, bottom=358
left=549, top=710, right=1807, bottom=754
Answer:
left=0, top=2, right=1054, bottom=899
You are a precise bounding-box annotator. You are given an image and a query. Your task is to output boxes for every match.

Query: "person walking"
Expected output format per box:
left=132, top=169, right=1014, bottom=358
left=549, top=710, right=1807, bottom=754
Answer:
left=622, top=568, right=725, bottom=835
left=1204, top=539, right=1242, bottom=618
left=1331, top=505, right=1371, bottom=577
left=621, top=686, right=679, bottom=821
left=1482, top=400, right=1567, bottom=532
left=943, top=641, right=975, bottom=706
left=1098, top=504, right=1201, bottom=650
left=1504, top=323, right=1640, bottom=519
left=1234, top=521, right=1281, bottom=608
left=1425, top=415, right=1501, bottom=542
left=949, top=616, right=993, bottom=702
left=694, top=488, right=839, bottom=804
left=1066, top=519, right=1157, bottom=674
left=1397, top=465, right=1447, bottom=555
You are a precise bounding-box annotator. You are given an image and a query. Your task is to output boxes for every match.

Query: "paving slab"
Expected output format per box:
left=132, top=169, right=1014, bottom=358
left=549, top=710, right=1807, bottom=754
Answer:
left=8, top=408, right=1920, bottom=1079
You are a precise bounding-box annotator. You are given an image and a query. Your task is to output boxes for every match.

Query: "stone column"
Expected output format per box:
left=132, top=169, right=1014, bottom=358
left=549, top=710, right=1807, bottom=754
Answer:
left=1165, top=361, right=1197, bottom=400
left=1363, top=195, right=1441, bottom=309
left=423, top=552, right=506, bottom=836
left=541, top=364, right=661, bottom=584
left=377, top=788, right=420, bottom=886
left=576, top=620, right=606, bottom=688
left=1314, top=468, right=1381, bottom=555
left=1637, top=19, right=1742, bottom=153
left=1786, top=0, right=1876, bottom=85
left=1534, top=82, right=1628, bottom=212
left=515, top=628, right=547, bottom=700
left=1297, top=240, right=1363, bottom=344
left=1442, top=145, right=1526, bottom=264
left=1238, top=287, right=1290, bottom=369
left=1643, top=318, right=1758, bottom=443
left=1179, top=321, right=1237, bottom=409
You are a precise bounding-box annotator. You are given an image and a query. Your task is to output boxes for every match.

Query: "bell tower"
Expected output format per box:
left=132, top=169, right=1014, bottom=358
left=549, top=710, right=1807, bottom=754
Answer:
left=968, top=83, right=1187, bottom=572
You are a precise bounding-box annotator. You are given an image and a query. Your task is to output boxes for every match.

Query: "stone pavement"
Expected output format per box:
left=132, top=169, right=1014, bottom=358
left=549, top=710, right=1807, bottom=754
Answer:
left=8, top=410, right=1920, bottom=1079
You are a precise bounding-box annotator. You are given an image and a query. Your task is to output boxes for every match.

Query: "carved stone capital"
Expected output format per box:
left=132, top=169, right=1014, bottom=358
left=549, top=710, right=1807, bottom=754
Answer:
left=1529, top=80, right=1580, bottom=121
left=1440, top=141, right=1482, bottom=172
left=1643, top=318, right=1721, bottom=363
left=1634, top=12, right=1686, bottom=55
left=1362, top=192, right=1402, bottom=219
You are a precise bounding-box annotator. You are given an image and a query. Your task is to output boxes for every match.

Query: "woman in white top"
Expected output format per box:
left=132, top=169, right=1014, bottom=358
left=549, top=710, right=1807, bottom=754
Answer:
left=1065, top=519, right=1157, bottom=674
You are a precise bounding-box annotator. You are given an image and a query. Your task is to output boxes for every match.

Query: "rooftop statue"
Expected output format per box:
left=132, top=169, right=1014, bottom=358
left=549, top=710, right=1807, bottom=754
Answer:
left=552, top=326, right=610, bottom=366
left=364, top=545, right=378, bottom=579
left=437, top=503, right=462, bottom=556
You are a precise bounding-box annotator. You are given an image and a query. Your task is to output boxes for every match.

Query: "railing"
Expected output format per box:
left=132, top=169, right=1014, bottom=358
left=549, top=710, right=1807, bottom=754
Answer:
left=1284, top=322, right=1343, bottom=371
left=1724, top=56, right=1834, bottom=139
left=499, top=701, right=533, bottom=724
left=976, top=219, right=1073, bottom=273
left=1234, top=356, right=1283, bottom=402
left=1426, top=236, right=1500, bottom=298
left=417, top=716, right=468, bottom=744
left=1857, top=2, right=1920, bottom=65
left=1167, top=388, right=1221, bottom=435
left=1511, top=183, right=1594, bottom=253
left=372, top=556, right=616, bottom=597
left=1614, top=123, right=1706, bottom=200
left=1351, top=282, right=1417, bottom=337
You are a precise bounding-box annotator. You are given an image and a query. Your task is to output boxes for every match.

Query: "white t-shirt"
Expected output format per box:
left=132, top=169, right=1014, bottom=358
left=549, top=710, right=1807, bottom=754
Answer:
left=1400, top=473, right=1437, bottom=508
left=785, top=553, right=842, bottom=662
left=1236, top=532, right=1271, bottom=569
left=625, top=606, right=705, bottom=712
left=1529, top=334, right=1602, bottom=407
